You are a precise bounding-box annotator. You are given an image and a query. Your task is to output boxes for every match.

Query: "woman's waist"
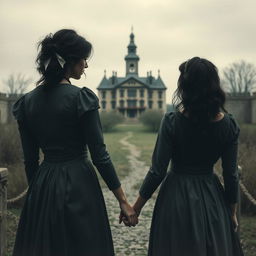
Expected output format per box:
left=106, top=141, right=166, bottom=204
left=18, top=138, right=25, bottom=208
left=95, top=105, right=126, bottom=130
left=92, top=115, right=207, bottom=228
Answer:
left=171, top=163, right=214, bottom=175
left=42, top=149, right=89, bottom=163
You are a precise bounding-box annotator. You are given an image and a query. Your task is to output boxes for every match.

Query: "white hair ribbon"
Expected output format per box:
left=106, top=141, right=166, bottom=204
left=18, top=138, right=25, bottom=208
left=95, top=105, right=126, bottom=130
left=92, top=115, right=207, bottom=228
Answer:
left=44, top=53, right=66, bottom=70
left=56, top=53, right=66, bottom=68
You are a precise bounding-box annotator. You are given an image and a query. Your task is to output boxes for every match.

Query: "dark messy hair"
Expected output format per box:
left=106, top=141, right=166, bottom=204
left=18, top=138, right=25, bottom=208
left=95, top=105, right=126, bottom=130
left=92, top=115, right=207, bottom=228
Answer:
left=36, top=29, right=92, bottom=87
left=172, top=57, right=227, bottom=124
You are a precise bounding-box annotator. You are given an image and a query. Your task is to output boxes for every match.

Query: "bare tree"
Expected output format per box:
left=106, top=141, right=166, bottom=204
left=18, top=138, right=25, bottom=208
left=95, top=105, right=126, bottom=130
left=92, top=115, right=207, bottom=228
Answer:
left=222, top=60, right=256, bottom=95
left=3, top=73, right=32, bottom=95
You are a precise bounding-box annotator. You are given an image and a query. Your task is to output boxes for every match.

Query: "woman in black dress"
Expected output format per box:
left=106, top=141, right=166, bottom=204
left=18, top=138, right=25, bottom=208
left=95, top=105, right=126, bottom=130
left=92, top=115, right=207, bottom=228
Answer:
left=121, top=57, right=244, bottom=255
left=12, top=29, right=138, bottom=256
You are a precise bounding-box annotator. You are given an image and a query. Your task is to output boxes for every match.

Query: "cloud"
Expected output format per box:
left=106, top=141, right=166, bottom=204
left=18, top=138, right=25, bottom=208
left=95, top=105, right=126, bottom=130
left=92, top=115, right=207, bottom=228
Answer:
left=1, top=0, right=256, bottom=100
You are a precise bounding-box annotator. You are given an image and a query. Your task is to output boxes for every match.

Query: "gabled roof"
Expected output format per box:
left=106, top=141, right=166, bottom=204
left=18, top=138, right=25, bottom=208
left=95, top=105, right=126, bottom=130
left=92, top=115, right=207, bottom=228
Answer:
left=97, top=74, right=166, bottom=90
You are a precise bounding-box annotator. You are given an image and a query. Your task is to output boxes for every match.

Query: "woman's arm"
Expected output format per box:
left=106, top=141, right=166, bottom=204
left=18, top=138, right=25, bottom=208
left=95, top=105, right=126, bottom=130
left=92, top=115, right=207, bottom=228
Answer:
left=221, top=116, right=240, bottom=231
left=221, top=127, right=239, bottom=210
left=81, top=109, right=138, bottom=226
left=17, top=120, right=40, bottom=185
left=130, top=114, right=173, bottom=219
left=82, top=109, right=121, bottom=190
left=120, top=114, right=173, bottom=225
left=138, top=113, right=173, bottom=201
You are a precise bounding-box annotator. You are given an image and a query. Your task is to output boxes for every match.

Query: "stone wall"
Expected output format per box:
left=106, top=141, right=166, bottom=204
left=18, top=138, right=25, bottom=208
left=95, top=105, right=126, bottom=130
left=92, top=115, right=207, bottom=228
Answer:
left=0, top=92, right=256, bottom=124
left=0, top=93, right=21, bottom=124
left=251, top=93, right=256, bottom=124
left=225, top=94, right=253, bottom=123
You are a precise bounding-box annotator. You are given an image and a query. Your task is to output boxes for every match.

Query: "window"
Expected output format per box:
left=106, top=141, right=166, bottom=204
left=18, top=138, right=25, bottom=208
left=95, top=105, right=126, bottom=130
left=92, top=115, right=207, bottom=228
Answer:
left=148, top=91, right=153, bottom=99
left=111, top=101, right=116, bottom=109
left=127, top=100, right=137, bottom=107
left=101, top=101, right=106, bottom=109
left=140, top=100, right=144, bottom=108
left=158, top=101, right=163, bottom=109
left=111, top=91, right=116, bottom=99
left=129, top=63, right=135, bottom=73
left=140, top=89, right=144, bottom=98
left=119, top=100, right=124, bottom=108
left=148, top=100, right=153, bottom=109
left=128, top=88, right=137, bottom=97
left=102, top=91, right=106, bottom=99
left=120, top=89, right=124, bottom=98
left=158, top=91, right=162, bottom=99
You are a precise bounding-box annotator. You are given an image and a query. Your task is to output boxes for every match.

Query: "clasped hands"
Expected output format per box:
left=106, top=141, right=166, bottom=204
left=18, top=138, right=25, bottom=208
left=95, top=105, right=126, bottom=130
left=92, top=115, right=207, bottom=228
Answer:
left=118, top=202, right=141, bottom=227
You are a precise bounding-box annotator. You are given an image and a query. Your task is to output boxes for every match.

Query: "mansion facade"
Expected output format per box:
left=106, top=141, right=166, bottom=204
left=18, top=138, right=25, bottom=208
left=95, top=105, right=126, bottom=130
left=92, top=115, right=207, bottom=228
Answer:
left=97, top=32, right=167, bottom=118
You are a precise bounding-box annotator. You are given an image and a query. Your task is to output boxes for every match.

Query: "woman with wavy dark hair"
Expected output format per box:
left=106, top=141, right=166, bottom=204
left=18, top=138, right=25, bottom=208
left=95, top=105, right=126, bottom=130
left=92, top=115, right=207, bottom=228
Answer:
left=123, top=57, right=244, bottom=255
left=12, top=29, right=138, bottom=256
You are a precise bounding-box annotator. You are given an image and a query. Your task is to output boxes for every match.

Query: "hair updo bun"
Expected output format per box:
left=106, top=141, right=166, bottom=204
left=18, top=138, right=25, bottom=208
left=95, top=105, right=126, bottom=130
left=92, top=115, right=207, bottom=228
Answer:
left=40, top=36, right=58, bottom=60
left=36, top=29, right=92, bottom=88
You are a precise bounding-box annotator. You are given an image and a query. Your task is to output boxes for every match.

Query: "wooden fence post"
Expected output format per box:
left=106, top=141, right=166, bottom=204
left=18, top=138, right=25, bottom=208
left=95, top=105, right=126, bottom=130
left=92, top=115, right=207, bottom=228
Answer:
left=0, top=168, right=8, bottom=256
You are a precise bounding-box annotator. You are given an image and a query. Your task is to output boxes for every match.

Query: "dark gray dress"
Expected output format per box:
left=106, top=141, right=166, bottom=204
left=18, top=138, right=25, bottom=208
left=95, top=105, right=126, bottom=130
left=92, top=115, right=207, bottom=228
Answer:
left=140, top=111, right=244, bottom=256
left=12, top=83, right=121, bottom=256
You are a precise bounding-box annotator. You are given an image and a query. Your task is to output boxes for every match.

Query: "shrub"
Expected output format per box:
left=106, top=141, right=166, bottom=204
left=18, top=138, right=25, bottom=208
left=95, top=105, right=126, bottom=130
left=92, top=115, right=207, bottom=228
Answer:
left=100, top=111, right=124, bottom=132
left=0, top=122, right=27, bottom=207
left=139, top=110, right=164, bottom=132
left=0, top=122, right=22, bottom=165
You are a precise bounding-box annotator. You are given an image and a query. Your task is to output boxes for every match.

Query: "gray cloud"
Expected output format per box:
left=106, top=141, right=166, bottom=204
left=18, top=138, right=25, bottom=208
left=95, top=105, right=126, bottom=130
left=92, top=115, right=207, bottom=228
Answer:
left=1, top=0, right=256, bottom=103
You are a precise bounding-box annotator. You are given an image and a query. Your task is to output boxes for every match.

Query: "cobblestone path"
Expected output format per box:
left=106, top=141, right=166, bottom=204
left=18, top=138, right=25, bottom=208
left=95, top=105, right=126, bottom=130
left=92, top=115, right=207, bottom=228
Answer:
left=102, top=132, right=155, bottom=256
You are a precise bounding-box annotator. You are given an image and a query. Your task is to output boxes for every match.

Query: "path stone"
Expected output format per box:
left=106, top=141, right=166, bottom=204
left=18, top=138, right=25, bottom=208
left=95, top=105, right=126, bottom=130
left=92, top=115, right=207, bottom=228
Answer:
left=102, top=132, right=155, bottom=256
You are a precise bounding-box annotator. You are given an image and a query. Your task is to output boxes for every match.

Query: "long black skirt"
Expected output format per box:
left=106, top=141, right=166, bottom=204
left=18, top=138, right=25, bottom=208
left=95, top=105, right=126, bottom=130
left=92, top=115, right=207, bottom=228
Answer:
left=12, top=156, right=115, bottom=256
left=148, top=172, right=244, bottom=256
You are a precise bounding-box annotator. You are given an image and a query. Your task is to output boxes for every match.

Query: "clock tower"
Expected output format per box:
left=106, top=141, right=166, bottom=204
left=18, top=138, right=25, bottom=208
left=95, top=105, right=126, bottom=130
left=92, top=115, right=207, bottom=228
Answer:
left=125, top=30, right=140, bottom=75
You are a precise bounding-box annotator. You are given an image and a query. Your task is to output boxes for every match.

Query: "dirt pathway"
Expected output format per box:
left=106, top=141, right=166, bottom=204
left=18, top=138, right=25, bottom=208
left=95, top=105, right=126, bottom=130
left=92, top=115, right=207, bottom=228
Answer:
left=102, top=132, right=155, bottom=256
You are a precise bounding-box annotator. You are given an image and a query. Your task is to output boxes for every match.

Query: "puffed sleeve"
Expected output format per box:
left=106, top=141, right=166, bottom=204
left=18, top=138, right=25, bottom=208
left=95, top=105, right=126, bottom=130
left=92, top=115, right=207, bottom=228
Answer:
left=12, top=94, right=26, bottom=121
left=12, top=95, right=39, bottom=185
left=139, top=112, right=174, bottom=200
left=221, top=114, right=240, bottom=204
left=77, top=87, right=100, bottom=118
left=77, top=87, right=121, bottom=190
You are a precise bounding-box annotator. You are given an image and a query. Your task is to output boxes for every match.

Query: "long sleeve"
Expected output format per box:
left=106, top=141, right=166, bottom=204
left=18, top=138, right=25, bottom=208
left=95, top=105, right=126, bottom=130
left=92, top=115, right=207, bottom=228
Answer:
left=81, top=109, right=121, bottom=190
left=139, top=113, right=174, bottom=200
left=77, top=87, right=121, bottom=191
left=221, top=115, right=240, bottom=204
left=17, top=120, right=40, bottom=185
left=12, top=94, right=39, bottom=185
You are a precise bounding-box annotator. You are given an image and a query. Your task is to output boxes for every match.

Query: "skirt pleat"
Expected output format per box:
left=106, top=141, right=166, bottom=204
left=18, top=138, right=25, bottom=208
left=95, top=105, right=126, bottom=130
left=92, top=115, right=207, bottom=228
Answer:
left=12, top=157, right=115, bottom=256
left=148, top=172, right=244, bottom=256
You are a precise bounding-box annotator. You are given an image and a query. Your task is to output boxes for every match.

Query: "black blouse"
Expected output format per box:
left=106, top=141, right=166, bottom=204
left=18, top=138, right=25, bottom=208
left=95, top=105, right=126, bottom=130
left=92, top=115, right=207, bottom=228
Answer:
left=12, top=83, right=121, bottom=191
left=139, top=111, right=240, bottom=204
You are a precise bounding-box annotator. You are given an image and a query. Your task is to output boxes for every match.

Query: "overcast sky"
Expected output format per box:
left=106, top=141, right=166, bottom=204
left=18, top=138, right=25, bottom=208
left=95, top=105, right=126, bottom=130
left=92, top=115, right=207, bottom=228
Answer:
left=1, top=0, right=255, bottom=103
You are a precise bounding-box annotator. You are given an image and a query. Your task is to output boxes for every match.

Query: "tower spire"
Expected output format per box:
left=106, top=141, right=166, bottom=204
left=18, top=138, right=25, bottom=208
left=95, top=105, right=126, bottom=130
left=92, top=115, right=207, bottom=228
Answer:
left=125, top=29, right=140, bottom=75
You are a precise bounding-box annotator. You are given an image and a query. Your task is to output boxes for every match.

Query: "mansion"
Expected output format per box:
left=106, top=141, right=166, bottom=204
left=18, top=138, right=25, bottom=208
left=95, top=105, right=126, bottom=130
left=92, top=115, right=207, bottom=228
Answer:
left=97, top=32, right=167, bottom=118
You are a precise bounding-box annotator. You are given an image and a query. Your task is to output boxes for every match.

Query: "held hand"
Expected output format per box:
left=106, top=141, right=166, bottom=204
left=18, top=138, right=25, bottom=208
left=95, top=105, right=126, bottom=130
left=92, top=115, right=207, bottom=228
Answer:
left=231, top=214, right=239, bottom=232
left=119, top=211, right=130, bottom=227
left=119, top=202, right=138, bottom=227
left=133, top=204, right=142, bottom=217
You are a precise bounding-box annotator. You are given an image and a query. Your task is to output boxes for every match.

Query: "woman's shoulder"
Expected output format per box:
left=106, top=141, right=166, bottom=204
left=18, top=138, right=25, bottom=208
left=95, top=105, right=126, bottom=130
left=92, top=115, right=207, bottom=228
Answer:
left=12, top=93, right=27, bottom=121
left=225, top=113, right=240, bottom=139
left=76, top=86, right=100, bottom=118
left=160, top=111, right=177, bottom=130
left=164, top=111, right=176, bottom=120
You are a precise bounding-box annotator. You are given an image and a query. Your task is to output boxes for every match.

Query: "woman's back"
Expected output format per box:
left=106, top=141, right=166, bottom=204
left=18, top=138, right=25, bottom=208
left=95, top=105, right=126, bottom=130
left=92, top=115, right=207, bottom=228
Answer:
left=13, top=83, right=98, bottom=162
left=169, top=111, right=239, bottom=173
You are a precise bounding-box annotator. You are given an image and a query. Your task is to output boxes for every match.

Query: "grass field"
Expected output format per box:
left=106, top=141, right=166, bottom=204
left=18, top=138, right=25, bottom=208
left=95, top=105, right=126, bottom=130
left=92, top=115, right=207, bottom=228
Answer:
left=6, top=123, right=256, bottom=255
